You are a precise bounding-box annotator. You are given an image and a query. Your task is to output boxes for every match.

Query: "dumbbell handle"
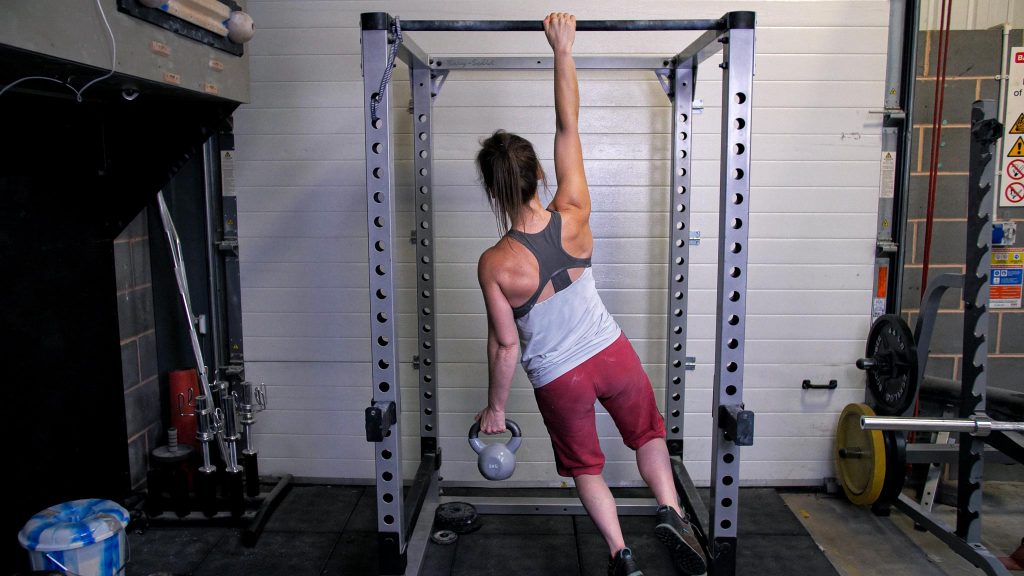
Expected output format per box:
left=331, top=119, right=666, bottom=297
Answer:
left=861, top=415, right=1024, bottom=437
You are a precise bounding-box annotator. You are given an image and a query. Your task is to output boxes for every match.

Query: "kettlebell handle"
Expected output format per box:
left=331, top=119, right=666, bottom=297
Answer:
left=468, top=419, right=521, bottom=440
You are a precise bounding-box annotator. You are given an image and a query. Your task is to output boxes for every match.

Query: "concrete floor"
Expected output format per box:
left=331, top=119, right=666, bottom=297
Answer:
left=782, top=481, right=1024, bottom=576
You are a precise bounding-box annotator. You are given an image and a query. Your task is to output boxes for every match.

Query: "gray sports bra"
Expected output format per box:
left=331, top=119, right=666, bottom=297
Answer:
left=506, top=210, right=591, bottom=319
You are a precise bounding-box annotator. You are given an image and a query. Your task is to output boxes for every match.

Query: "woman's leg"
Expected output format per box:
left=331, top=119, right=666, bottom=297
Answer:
left=575, top=473, right=626, bottom=557
left=636, top=437, right=682, bottom=515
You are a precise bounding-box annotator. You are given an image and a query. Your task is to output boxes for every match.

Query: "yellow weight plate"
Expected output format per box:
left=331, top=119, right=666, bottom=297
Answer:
left=834, top=403, right=886, bottom=505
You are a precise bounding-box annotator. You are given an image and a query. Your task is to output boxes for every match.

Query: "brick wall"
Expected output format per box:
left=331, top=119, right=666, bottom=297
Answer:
left=116, top=209, right=162, bottom=489
left=906, top=28, right=1024, bottom=392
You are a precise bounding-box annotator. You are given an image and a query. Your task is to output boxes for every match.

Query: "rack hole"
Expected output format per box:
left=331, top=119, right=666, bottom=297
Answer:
left=673, top=308, right=683, bottom=317
left=425, top=424, right=433, bottom=431
left=721, top=519, right=732, bottom=529
left=680, top=131, right=688, bottom=140
left=382, top=471, right=393, bottom=481
left=680, top=149, right=688, bottom=159
left=724, top=453, right=735, bottom=464
left=675, top=257, right=685, bottom=266
left=677, top=186, right=686, bottom=195
left=672, top=376, right=681, bottom=385
left=422, top=256, right=431, bottom=264
left=376, top=312, right=388, bottom=323
left=424, top=374, right=432, bottom=382
left=672, top=393, right=681, bottom=401
left=382, top=449, right=392, bottom=460
left=723, top=476, right=734, bottom=486
left=424, top=391, right=433, bottom=399
left=378, top=359, right=389, bottom=369
left=420, top=221, right=430, bottom=230
left=733, top=193, right=744, bottom=204
left=424, top=408, right=433, bottom=416
left=735, top=92, right=746, bottom=104
left=673, top=342, right=682, bottom=351
left=673, top=360, right=682, bottom=368
left=673, top=325, right=682, bottom=335
left=726, top=362, right=737, bottom=373
left=726, top=385, right=737, bottom=395
left=375, top=265, right=385, bottom=276
left=730, top=267, right=741, bottom=278
left=422, top=290, right=431, bottom=298
left=376, top=289, right=387, bottom=300
left=384, top=515, right=395, bottom=525
left=734, top=168, right=744, bottom=180
left=728, top=315, right=739, bottom=326
left=418, top=114, right=427, bottom=123
left=671, top=426, right=680, bottom=434
left=672, top=410, right=680, bottom=417
left=373, top=191, right=383, bottom=203
left=423, top=341, right=432, bottom=349
left=372, top=118, right=382, bottom=129
left=680, top=113, right=688, bottom=122
left=383, top=492, right=394, bottom=503
left=734, top=143, right=745, bottom=155
left=373, top=167, right=382, bottom=179
left=422, top=273, right=431, bottom=281
left=731, top=243, right=742, bottom=254
left=420, top=186, right=429, bottom=194
left=375, top=241, right=385, bottom=252
left=722, top=497, right=733, bottom=508
left=419, top=150, right=428, bottom=159
left=732, top=218, right=743, bottom=230
left=735, top=118, right=746, bottom=130
left=422, top=307, right=432, bottom=315
left=422, top=324, right=432, bottom=333
left=678, top=168, right=687, bottom=177
left=676, top=203, right=685, bottom=213
left=729, top=291, right=740, bottom=302
left=374, top=216, right=385, bottom=228
left=372, top=143, right=383, bottom=154
left=377, top=336, right=389, bottom=347
left=419, top=132, right=428, bottom=141
left=419, top=168, right=428, bottom=176
left=421, top=238, right=430, bottom=247
left=676, top=239, right=685, bottom=248
left=727, top=338, right=738, bottom=349
left=676, top=221, right=684, bottom=230
left=378, top=382, right=390, bottom=392
left=674, top=291, right=683, bottom=300
left=675, top=274, right=684, bottom=283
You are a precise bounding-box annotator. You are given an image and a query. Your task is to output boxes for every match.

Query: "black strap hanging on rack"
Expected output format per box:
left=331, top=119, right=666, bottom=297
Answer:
left=370, top=16, right=403, bottom=124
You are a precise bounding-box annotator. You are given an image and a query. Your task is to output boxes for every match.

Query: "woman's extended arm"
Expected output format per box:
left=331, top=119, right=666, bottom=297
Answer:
left=544, top=12, right=590, bottom=216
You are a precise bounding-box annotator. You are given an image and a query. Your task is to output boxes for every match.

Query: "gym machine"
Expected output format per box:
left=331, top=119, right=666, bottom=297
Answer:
left=360, top=12, right=756, bottom=575
left=838, top=101, right=1023, bottom=576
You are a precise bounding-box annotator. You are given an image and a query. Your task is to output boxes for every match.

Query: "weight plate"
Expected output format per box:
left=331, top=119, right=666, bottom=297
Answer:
left=835, top=403, right=886, bottom=506
left=862, top=314, right=919, bottom=415
left=435, top=501, right=481, bottom=534
left=431, top=529, right=458, bottom=545
left=878, top=430, right=907, bottom=506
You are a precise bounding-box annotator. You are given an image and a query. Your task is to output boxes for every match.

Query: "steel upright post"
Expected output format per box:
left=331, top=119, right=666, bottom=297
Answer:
left=361, top=13, right=407, bottom=575
left=665, top=66, right=694, bottom=457
left=708, top=13, right=755, bottom=574
left=411, top=62, right=439, bottom=455
left=957, top=100, right=997, bottom=543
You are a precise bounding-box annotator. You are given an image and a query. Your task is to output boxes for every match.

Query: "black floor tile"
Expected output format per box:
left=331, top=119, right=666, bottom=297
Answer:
left=421, top=540, right=456, bottom=576
left=344, top=488, right=380, bottom=532
left=126, top=527, right=229, bottom=575
left=264, top=485, right=363, bottom=533
left=471, top=514, right=573, bottom=535
left=737, top=534, right=839, bottom=576
left=737, top=488, right=808, bottom=536
left=452, top=534, right=579, bottom=575
left=192, top=531, right=339, bottom=576
left=321, top=531, right=379, bottom=575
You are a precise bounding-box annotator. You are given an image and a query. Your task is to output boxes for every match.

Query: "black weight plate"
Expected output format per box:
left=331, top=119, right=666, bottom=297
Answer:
left=864, top=314, right=919, bottom=415
left=878, top=431, right=907, bottom=505
left=435, top=501, right=481, bottom=534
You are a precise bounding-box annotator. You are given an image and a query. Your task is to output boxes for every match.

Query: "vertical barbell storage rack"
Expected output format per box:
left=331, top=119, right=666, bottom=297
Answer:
left=360, top=12, right=756, bottom=575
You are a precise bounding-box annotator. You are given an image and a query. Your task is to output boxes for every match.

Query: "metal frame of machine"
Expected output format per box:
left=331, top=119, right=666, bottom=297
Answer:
left=360, top=12, right=756, bottom=575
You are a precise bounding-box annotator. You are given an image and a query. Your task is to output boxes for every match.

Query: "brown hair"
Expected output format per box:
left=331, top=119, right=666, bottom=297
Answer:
left=476, top=130, right=544, bottom=236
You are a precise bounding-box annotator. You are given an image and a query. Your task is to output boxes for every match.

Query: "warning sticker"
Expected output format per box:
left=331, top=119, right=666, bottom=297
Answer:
left=1009, top=136, right=1024, bottom=158
left=879, top=151, right=896, bottom=199
left=1011, top=112, right=1024, bottom=134
left=991, top=248, right=1024, bottom=308
left=1007, top=182, right=1024, bottom=204
left=1009, top=159, right=1024, bottom=180
left=1001, top=47, right=1024, bottom=206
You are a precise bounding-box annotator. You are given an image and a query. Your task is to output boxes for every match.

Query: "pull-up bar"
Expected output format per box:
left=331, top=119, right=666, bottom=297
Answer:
left=360, top=13, right=754, bottom=32
left=400, top=19, right=725, bottom=32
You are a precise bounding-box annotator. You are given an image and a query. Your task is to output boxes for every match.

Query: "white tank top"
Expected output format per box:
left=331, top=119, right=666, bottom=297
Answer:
left=515, top=267, right=621, bottom=388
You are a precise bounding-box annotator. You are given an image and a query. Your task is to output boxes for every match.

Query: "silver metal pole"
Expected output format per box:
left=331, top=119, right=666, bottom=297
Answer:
left=862, top=415, right=1024, bottom=435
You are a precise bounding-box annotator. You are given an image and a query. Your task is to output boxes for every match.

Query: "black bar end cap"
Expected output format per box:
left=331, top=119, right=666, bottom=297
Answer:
left=361, top=12, right=390, bottom=30
left=726, top=11, right=755, bottom=29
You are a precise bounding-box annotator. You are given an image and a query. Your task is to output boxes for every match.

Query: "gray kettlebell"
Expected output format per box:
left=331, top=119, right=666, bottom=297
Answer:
left=468, top=420, right=522, bottom=481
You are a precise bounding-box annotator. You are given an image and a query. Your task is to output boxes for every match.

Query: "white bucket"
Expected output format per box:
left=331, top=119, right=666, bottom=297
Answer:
left=18, top=498, right=130, bottom=575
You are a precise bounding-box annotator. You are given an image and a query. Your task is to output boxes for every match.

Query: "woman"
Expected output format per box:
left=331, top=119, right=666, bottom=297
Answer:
left=473, top=12, right=707, bottom=576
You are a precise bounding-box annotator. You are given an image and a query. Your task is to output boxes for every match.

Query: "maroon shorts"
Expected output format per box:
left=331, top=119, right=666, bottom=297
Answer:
left=533, top=332, right=665, bottom=477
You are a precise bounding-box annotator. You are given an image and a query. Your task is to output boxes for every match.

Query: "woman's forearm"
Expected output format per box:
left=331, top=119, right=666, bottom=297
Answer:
left=553, top=50, right=579, bottom=133
left=487, top=341, right=518, bottom=411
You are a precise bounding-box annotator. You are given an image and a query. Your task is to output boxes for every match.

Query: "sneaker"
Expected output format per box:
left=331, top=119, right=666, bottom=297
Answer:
left=608, top=546, right=644, bottom=576
left=655, top=505, right=708, bottom=575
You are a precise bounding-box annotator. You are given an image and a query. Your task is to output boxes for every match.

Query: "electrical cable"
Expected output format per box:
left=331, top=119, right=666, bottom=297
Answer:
left=370, top=16, right=402, bottom=124
left=0, top=0, right=117, bottom=100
